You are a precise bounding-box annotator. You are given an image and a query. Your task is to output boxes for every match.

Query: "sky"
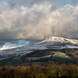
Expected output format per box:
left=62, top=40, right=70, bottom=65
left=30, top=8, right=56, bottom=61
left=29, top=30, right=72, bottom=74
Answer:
left=0, top=0, right=78, bottom=40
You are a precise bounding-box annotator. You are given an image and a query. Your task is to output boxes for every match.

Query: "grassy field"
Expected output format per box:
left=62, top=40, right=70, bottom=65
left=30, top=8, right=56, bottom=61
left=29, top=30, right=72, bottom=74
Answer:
left=0, top=63, right=78, bottom=78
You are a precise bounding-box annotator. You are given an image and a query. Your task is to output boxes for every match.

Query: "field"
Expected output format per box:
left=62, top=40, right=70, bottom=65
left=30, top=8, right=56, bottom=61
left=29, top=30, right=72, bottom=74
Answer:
left=0, top=63, right=78, bottom=78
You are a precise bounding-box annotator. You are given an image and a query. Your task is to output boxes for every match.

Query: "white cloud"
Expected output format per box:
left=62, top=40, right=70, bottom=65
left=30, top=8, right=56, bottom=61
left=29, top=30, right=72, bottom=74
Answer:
left=0, top=1, right=78, bottom=39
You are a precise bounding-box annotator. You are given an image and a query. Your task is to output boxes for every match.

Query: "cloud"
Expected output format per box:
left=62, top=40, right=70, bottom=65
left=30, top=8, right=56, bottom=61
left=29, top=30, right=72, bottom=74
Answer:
left=72, top=0, right=78, bottom=5
left=0, top=0, right=78, bottom=39
left=0, top=0, right=56, bottom=7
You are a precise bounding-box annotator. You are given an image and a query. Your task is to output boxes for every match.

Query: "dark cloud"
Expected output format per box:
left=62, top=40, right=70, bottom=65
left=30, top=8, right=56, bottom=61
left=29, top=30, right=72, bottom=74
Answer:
left=0, top=30, right=18, bottom=39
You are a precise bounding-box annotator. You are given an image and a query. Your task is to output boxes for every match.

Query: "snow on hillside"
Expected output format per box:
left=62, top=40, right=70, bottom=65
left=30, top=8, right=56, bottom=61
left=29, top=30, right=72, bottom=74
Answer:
left=0, top=40, right=30, bottom=51
left=39, top=36, right=78, bottom=45
left=0, top=36, right=78, bottom=57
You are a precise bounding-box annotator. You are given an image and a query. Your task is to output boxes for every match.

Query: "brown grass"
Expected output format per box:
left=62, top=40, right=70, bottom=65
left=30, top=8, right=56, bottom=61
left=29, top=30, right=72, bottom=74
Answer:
left=0, top=63, right=78, bottom=78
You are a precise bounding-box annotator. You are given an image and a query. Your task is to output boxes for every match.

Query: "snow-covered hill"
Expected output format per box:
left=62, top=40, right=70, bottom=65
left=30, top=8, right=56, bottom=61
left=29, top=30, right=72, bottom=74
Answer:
left=0, top=36, right=78, bottom=55
left=0, top=36, right=78, bottom=65
left=38, top=36, right=78, bottom=45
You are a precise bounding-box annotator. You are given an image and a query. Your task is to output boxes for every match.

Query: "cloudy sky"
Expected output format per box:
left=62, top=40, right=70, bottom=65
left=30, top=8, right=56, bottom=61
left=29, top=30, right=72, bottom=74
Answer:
left=0, top=0, right=78, bottom=40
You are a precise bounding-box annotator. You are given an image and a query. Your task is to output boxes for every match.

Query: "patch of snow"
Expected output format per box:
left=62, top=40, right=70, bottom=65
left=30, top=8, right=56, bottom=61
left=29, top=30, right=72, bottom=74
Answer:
left=0, top=40, right=30, bottom=51
left=39, top=36, right=78, bottom=45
